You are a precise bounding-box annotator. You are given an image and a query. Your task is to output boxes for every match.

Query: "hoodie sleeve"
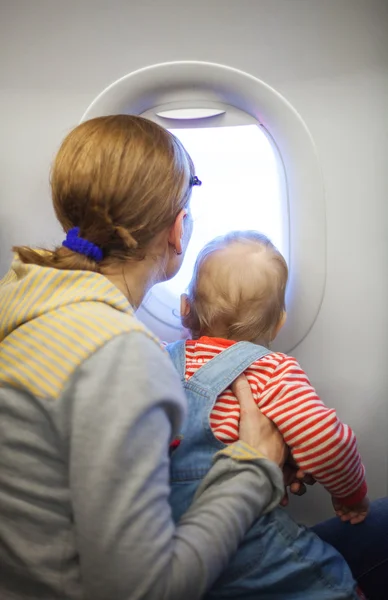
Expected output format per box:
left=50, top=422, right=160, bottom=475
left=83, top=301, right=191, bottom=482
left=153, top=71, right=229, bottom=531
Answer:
left=62, top=331, right=283, bottom=600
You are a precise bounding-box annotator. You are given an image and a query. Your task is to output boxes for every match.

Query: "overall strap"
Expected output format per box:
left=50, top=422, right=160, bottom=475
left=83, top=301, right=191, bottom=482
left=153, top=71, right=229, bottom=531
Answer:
left=165, top=340, right=186, bottom=380
left=189, top=341, right=270, bottom=397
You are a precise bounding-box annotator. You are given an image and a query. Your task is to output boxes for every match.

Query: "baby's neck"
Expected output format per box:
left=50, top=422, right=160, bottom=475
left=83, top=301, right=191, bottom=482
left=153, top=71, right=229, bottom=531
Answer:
left=195, top=330, right=269, bottom=347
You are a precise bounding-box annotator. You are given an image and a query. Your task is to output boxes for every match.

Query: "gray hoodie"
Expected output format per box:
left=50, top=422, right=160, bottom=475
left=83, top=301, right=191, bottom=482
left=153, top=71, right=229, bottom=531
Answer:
left=0, top=260, right=284, bottom=599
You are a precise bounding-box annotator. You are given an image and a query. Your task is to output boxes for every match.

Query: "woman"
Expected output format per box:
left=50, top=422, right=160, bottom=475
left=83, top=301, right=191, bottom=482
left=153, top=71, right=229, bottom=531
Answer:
left=0, top=115, right=285, bottom=600
left=0, top=115, right=386, bottom=600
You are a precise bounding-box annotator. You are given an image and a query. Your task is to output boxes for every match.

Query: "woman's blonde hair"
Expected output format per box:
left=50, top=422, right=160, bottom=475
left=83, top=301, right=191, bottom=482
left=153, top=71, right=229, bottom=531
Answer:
left=184, top=231, right=288, bottom=344
left=14, top=115, right=195, bottom=271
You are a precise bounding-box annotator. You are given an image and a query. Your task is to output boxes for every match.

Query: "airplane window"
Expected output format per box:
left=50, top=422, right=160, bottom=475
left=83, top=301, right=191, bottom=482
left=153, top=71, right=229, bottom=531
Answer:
left=140, top=123, right=287, bottom=331
left=82, top=60, right=325, bottom=349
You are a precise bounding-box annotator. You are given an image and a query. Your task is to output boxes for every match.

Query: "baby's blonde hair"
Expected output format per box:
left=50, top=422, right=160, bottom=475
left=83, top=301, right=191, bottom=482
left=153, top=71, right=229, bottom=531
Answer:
left=185, top=231, right=288, bottom=344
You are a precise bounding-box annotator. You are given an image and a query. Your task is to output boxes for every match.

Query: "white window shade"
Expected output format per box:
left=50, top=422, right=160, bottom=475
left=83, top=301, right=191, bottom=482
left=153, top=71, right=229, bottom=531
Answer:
left=156, top=107, right=225, bottom=120
left=141, top=100, right=257, bottom=128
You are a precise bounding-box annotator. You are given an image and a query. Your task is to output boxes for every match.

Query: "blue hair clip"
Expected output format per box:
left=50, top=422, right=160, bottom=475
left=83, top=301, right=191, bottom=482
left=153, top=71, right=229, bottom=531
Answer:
left=191, top=175, right=202, bottom=187
left=62, top=227, right=103, bottom=262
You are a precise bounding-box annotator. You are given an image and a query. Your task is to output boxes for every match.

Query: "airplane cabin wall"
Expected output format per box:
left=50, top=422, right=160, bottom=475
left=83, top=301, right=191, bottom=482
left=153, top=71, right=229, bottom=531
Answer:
left=1, top=0, right=387, bottom=523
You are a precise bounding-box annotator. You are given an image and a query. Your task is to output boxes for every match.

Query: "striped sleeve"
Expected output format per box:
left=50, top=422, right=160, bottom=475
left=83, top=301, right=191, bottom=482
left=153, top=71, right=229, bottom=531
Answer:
left=259, top=357, right=367, bottom=506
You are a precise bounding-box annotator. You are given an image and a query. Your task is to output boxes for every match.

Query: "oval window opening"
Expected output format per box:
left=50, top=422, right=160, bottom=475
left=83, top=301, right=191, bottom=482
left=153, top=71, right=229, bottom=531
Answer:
left=140, top=123, right=287, bottom=335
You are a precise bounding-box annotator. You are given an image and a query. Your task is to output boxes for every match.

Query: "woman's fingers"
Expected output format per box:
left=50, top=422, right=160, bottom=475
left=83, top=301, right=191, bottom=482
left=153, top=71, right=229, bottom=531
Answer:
left=282, top=464, right=314, bottom=500
left=232, top=375, right=257, bottom=416
left=280, top=491, right=289, bottom=507
left=299, top=472, right=316, bottom=486
left=290, top=481, right=306, bottom=496
left=233, top=375, right=287, bottom=467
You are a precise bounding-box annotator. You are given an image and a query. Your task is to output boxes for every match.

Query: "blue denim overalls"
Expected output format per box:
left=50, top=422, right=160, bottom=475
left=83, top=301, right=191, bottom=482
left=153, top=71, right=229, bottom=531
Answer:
left=167, top=340, right=360, bottom=600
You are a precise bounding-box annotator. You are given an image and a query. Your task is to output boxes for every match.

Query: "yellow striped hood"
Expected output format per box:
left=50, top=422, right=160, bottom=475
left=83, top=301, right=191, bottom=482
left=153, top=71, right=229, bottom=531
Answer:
left=0, top=258, right=153, bottom=399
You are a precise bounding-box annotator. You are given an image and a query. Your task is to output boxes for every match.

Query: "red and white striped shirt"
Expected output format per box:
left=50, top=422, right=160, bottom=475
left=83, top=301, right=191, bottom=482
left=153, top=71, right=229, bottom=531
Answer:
left=184, top=336, right=367, bottom=506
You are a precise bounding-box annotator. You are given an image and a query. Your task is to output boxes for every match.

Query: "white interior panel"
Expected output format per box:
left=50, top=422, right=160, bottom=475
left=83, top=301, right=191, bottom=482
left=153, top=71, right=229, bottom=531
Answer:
left=1, top=0, right=387, bottom=524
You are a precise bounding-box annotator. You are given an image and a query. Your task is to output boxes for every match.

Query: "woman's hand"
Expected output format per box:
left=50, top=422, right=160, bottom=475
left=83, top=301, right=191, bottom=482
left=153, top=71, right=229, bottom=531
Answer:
left=281, top=456, right=316, bottom=506
left=232, top=375, right=287, bottom=468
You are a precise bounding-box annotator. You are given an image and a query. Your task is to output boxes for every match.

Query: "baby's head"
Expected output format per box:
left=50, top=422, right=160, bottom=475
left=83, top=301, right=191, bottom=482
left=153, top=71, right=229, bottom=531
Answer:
left=182, top=231, right=288, bottom=345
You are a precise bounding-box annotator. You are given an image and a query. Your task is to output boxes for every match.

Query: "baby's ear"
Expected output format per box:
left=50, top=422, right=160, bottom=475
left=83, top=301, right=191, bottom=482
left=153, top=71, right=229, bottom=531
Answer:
left=180, top=294, right=193, bottom=330
left=272, top=311, right=287, bottom=340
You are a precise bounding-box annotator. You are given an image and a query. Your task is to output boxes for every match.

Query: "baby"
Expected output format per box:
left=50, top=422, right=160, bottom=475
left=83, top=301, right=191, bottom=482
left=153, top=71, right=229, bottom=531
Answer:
left=167, top=230, right=367, bottom=599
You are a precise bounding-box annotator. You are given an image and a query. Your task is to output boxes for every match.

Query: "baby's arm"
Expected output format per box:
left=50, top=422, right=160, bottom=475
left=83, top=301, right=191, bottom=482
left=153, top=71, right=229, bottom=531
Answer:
left=259, top=357, right=368, bottom=522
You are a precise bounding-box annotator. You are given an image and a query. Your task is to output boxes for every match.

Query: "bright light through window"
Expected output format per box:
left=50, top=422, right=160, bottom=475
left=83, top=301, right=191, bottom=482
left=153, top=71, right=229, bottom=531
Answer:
left=147, top=124, right=286, bottom=318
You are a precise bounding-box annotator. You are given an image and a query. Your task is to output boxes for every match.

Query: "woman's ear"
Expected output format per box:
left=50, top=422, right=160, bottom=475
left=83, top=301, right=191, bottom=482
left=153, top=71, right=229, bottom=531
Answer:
left=180, top=293, right=191, bottom=317
left=168, top=209, right=186, bottom=255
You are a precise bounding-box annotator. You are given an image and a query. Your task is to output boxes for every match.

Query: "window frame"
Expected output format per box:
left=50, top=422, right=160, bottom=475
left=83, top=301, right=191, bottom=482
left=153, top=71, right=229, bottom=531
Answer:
left=81, top=61, right=326, bottom=352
